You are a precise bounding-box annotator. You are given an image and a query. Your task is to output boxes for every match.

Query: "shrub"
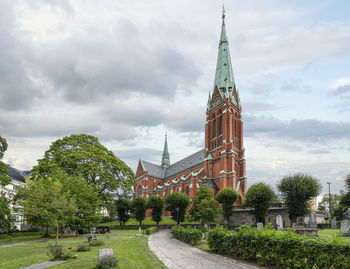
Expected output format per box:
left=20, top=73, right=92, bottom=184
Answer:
left=47, top=244, right=64, bottom=260
left=145, top=227, right=159, bottom=235
left=208, top=225, right=350, bottom=268
left=171, top=225, right=202, bottom=244
left=90, top=240, right=105, bottom=246
left=77, top=243, right=91, bottom=252
left=97, top=256, right=118, bottom=268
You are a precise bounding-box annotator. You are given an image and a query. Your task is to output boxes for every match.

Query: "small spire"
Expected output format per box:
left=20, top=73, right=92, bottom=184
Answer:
left=222, top=4, right=225, bottom=22
left=161, top=133, right=170, bottom=170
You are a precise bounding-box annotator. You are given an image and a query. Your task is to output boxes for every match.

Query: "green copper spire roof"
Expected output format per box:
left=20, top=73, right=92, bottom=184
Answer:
left=161, top=133, right=170, bottom=170
left=213, top=8, right=235, bottom=98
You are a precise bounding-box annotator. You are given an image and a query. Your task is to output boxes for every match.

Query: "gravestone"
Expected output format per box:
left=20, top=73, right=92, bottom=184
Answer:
left=341, top=208, right=350, bottom=236
left=98, top=249, right=114, bottom=262
left=257, top=222, right=263, bottom=231
left=309, top=211, right=317, bottom=228
left=276, top=214, right=283, bottom=230
left=331, top=219, right=337, bottom=229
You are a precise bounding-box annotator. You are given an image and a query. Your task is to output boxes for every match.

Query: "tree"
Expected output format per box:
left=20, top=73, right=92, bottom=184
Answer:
left=147, top=196, right=164, bottom=226
left=165, top=192, right=190, bottom=225
left=244, top=183, right=276, bottom=224
left=132, top=196, right=147, bottom=227
left=277, top=174, right=321, bottom=225
left=215, top=187, right=239, bottom=223
left=0, top=136, right=11, bottom=187
left=31, top=134, right=135, bottom=202
left=189, top=184, right=214, bottom=221
left=317, top=194, right=341, bottom=221
left=17, top=176, right=77, bottom=245
left=198, top=199, right=220, bottom=225
left=116, top=197, right=132, bottom=226
left=0, top=196, right=13, bottom=231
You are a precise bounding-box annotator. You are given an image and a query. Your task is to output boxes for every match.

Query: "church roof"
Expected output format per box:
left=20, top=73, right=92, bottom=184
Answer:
left=141, top=149, right=205, bottom=179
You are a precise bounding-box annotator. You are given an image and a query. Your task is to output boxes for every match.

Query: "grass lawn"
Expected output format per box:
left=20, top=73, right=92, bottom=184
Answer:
left=100, top=216, right=197, bottom=226
left=0, top=230, right=166, bottom=269
left=318, top=228, right=349, bottom=243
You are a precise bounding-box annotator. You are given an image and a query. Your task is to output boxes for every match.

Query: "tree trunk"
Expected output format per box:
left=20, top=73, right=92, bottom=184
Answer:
left=56, top=225, right=59, bottom=246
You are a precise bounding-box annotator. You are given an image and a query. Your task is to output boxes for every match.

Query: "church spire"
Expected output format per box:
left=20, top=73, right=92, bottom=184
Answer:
left=161, top=133, right=170, bottom=170
left=213, top=6, right=235, bottom=98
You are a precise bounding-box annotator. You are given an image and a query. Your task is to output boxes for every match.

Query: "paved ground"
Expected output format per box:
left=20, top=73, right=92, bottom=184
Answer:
left=0, top=241, right=37, bottom=248
left=20, top=261, right=66, bottom=269
left=149, top=230, right=261, bottom=269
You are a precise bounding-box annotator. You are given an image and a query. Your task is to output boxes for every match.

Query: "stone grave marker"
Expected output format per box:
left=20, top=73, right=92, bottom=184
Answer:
left=276, top=214, right=283, bottom=230
left=331, top=219, right=337, bottom=229
left=341, top=208, right=350, bottom=236
left=309, top=211, right=317, bottom=228
left=257, top=222, right=263, bottom=231
left=98, top=249, right=114, bottom=262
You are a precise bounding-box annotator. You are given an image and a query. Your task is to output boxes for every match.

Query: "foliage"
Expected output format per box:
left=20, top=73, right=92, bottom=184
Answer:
left=165, top=192, right=190, bottom=225
left=215, top=187, right=239, bottom=223
left=17, top=176, right=77, bottom=245
left=47, top=244, right=64, bottom=260
left=147, top=196, right=164, bottom=225
left=0, top=136, right=11, bottom=187
left=145, top=227, right=159, bottom=235
left=277, top=174, right=321, bottom=224
left=318, top=194, right=341, bottom=221
left=171, top=225, right=202, bottom=244
left=333, top=204, right=347, bottom=221
left=244, top=183, right=276, bottom=223
left=132, top=196, right=147, bottom=227
left=208, top=225, right=350, bottom=268
left=77, top=243, right=91, bottom=252
left=0, top=196, right=13, bottom=231
left=116, top=197, right=131, bottom=226
left=97, top=255, right=118, bottom=269
left=90, top=239, right=105, bottom=246
left=189, top=184, right=214, bottom=221
left=31, top=134, right=135, bottom=202
left=198, top=199, right=220, bottom=225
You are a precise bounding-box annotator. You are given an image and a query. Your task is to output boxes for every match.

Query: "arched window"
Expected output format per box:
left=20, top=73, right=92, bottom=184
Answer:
left=213, top=118, right=216, bottom=138
left=138, top=186, right=142, bottom=196
left=219, top=115, right=222, bottom=135
left=186, top=187, right=190, bottom=196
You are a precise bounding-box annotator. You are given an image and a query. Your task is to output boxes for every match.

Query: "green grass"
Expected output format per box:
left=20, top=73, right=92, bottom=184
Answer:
left=100, top=216, right=197, bottom=226
left=318, top=228, right=349, bottom=243
left=0, top=230, right=166, bottom=269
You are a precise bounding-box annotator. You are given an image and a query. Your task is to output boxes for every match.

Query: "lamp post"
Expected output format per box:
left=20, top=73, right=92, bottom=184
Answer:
left=176, top=207, right=179, bottom=225
left=327, top=182, right=331, bottom=226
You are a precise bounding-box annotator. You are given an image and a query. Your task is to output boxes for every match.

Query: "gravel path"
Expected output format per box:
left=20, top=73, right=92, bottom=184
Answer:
left=0, top=241, right=37, bottom=248
left=20, top=261, right=66, bottom=269
left=149, top=230, right=262, bottom=269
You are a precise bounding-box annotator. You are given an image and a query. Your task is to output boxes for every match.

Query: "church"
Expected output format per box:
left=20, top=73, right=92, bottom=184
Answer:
left=134, top=11, right=247, bottom=204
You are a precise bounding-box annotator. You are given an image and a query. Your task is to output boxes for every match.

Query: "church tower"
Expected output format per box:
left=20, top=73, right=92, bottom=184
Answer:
left=204, top=9, right=246, bottom=203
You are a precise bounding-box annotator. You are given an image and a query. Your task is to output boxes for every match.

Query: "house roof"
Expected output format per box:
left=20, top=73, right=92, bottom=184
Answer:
left=141, top=149, right=205, bottom=179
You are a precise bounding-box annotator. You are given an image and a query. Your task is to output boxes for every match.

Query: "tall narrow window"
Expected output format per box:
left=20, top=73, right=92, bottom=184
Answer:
left=219, top=115, right=222, bottom=135
left=213, top=118, right=216, bottom=138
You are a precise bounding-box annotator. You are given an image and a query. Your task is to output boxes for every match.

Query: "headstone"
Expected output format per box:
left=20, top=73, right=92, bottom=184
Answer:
left=309, top=211, right=317, bottom=228
left=343, top=208, right=350, bottom=220
left=257, top=222, right=263, bottom=231
left=340, top=220, right=350, bottom=236
left=90, top=227, right=96, bottom=234
left=276, top=214, right=283, bottom=230
left=331, top=219, right=337, bottom=229
left=98, top=249, right=114, bottom=262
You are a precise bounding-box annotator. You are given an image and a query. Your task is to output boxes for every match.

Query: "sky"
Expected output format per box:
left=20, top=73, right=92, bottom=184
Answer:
left=1, top=0, right=350, bottom=196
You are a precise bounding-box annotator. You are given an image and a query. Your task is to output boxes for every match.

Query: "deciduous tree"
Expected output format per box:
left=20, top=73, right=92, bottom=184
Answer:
left=0, top=136, right=11, bottom=187
left=116, top=197, right=132, bottom=226
left=215, top=187, right=239, bottom=223
left=244, top=183, right=276, bottom=224
left=132, top=196, right=147, bottom=228
left=189, top=184, right=213, bottom=221
left=277, top=174, right=321, bottom=225
left=147, top=196, right=164, bottom=226
left=165, top=192, right=190, bottom=225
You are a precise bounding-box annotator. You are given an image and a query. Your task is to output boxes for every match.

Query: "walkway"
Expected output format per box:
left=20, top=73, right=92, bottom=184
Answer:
left=148, top=230, right=261, bottom=269
left=20, top=261, right=66, bottom=269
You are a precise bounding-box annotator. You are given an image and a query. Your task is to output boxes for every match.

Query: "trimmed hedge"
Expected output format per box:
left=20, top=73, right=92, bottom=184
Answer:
left=208, top=225, right=350, bottom=268
left=145, top=227, right=159, bottom=235
left=171, top=225, right=202, bottom=244
left=0, top=231, right=47, bottom=240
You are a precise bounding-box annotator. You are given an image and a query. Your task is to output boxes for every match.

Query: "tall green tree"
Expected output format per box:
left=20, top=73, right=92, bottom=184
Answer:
left=198, top=199, right=220, bottom=225
left=132, top=196, right=147, bottom=227
left=17, top=177, right=77, bottom=245
left=244, top=183, right=276, bottom=224
left=317, top=194, right=341, bottom=221
left=0, top=136, right=11, bottom=187
left=277, top=174, right=321, bottom=225
left=0, top=136, right=12, bottom=230
left=116, top=197, right=132, bottom=226
left=31, top=134, right=135, bottom=202
left=189, top=184, right=213, bottom=221
left=215, top=187, right=239, bottom=223
left=147, top=196, right=164, bottom=226
left=165, top=192, right=190, bottom=225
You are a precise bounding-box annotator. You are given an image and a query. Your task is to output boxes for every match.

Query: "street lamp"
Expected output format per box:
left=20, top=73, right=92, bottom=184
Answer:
left=327, top=182, right=331, bottom=226
left=176, top=207, right=179, bottom=225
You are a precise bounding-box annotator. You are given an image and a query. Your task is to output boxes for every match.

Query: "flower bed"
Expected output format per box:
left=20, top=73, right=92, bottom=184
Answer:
left=208, top=224, right=350, bottom=268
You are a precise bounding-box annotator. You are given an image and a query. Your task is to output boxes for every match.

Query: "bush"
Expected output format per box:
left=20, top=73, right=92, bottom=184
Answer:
left=208, top=225, right=350, bottom=268
left=90, top=240, right=105, bottom=246
left=145, top=227, right=159, bottom=235
left=77, top=243, right=91, bottom=252
left=0, top=231, right=45, bottom=240
left=171, top=225, right=202, bottom=244
left=47, top=244, right=64, bottom=260
left=97, top=256, right=118, bottom=268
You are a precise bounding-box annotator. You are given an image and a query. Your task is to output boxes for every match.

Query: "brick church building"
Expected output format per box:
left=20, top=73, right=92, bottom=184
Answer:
left=134, top=11, right=247, bottom=204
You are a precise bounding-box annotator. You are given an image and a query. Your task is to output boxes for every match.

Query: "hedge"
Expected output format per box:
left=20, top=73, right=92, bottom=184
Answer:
left=171, top=225, right=202, bottom=245
left=0, top=231, right=47, bottom=240
left=208, top=224, right=350, bottom=268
